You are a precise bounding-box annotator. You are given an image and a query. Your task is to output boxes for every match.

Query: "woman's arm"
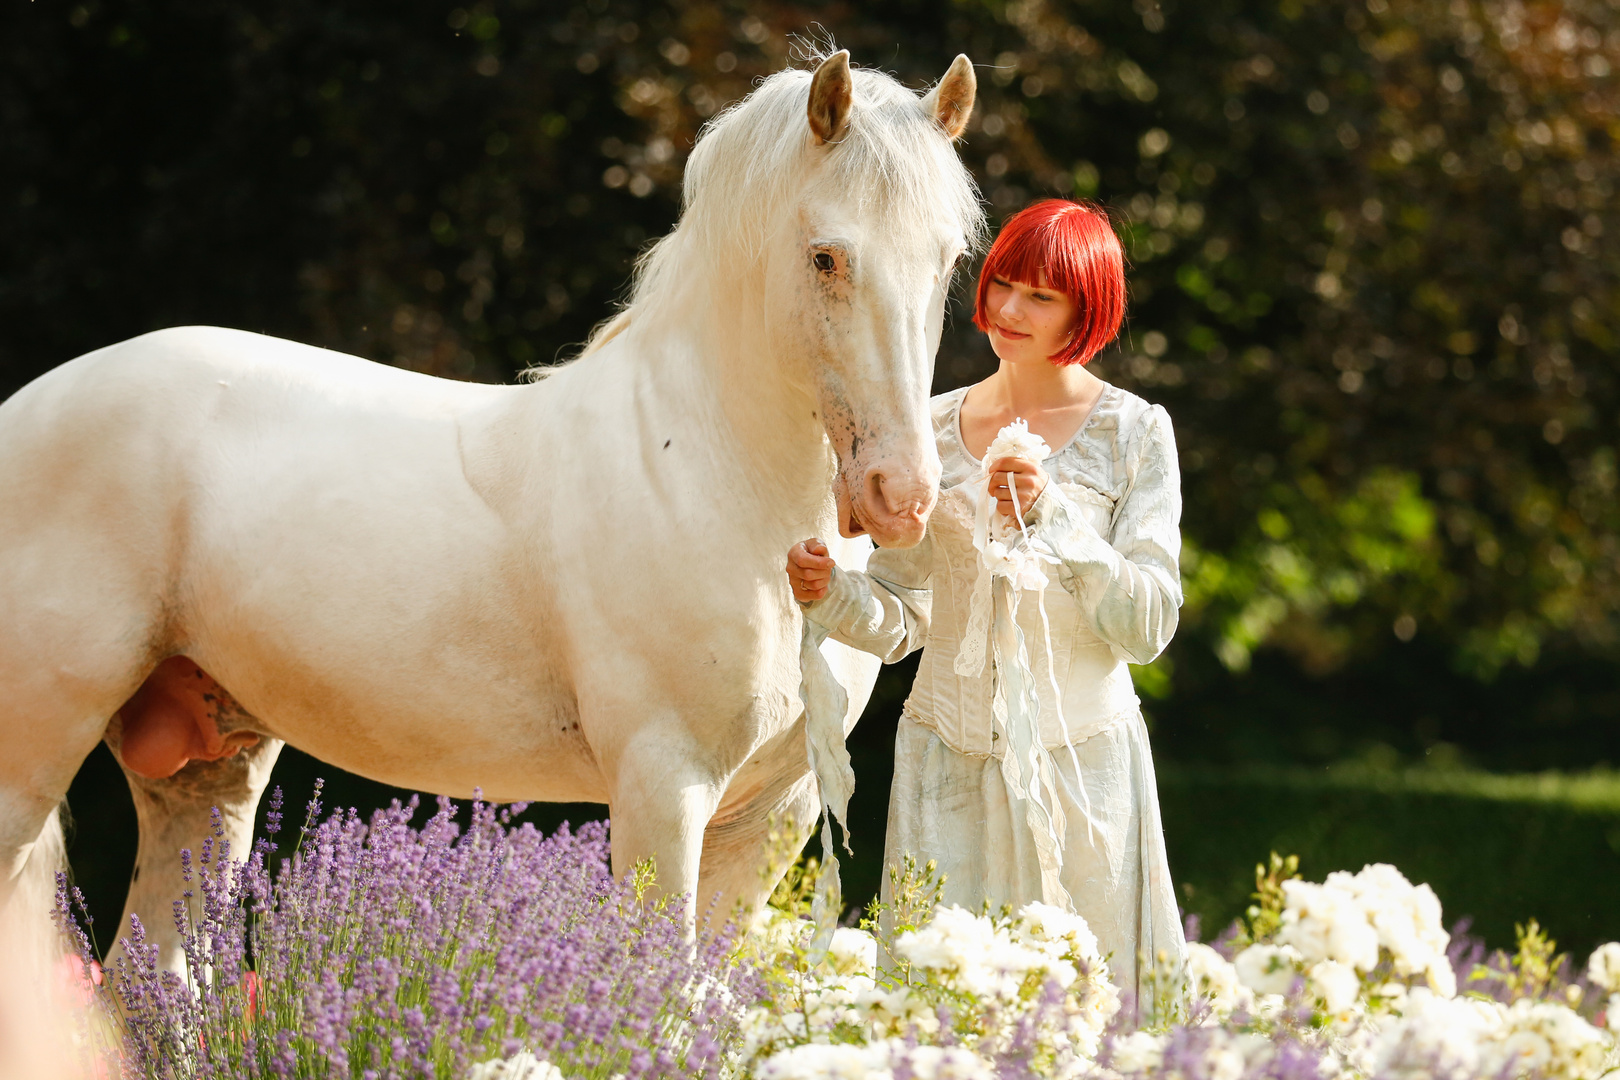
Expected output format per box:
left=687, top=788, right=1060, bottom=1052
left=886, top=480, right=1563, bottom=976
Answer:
left=790, top=538, right=933, bottom=664
left=1027, top=405, right=1183, bottom=665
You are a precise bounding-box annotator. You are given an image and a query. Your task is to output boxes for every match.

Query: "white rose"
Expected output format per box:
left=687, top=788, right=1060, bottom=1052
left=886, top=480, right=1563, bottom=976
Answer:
left=1234, top=943, right=1303, bottom=997
left=1342, top=865, right=1451, bottom=979
left=985, top=418, right=1052, bottom=465
left=1307, top=959, right=1361, bottom=1015
left=1424, top=954, right=1458, bottom=998
left=1369, top=987, right=1496, bottom=1080
left=1277, top=878, right=1380, bottom=972
left=1203, top=1031, right=1272, bottom=1080
left=466, top=1052, right=565, bottom=1080
left=1014, top=901, right=1102, bottom=963
left=1480, top=999, right=1609, bottom=1080
left=882, top=1042, right=995, bottom=1080
left=1586, top=942, right=1620, bottom=993
left=756, top=1041, right=890, bottom=1080
left=860, top=984, right=941, bottom=1037
left=1108, top=1031, right=1167, bottom=1074
left=827, top=927, right=878, bottom=978
left=1184, top=942, right=1250, bottom=1019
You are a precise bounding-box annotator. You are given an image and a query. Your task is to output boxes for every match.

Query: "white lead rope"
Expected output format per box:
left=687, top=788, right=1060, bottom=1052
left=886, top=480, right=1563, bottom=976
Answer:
left=798, top=616, right=854, bottom=964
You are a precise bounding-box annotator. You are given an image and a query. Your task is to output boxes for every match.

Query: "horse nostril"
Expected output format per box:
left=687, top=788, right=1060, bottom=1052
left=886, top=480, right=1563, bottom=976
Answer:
left=866, top=471, right=888, bottom=509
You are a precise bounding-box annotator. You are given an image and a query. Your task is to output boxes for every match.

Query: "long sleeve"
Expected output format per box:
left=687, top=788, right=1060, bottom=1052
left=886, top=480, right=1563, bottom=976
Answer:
left=1027, top=404, right=1183, bottom=665
left=800, top=536, right=933, bottom=664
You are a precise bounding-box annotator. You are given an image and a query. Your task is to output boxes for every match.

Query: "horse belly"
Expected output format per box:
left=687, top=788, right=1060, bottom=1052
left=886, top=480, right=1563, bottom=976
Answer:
left=202, top=640, right=607, bottom=804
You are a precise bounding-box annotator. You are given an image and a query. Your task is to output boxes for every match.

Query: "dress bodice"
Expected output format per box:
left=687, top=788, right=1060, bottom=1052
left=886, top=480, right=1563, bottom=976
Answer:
left=805, top=380, right=1183, bottom=759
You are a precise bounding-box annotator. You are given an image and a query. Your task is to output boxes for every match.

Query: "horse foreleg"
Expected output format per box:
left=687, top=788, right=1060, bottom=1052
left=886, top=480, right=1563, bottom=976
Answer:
left=606, top=739, right=724, bottom=928
left=696, top=769, right=820, bottom=929
left=104, top=721, right=282, bottom=974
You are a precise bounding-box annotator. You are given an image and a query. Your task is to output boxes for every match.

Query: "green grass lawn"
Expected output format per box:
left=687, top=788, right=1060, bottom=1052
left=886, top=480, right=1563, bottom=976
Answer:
left=1159, top=763, right=1620, bottom=958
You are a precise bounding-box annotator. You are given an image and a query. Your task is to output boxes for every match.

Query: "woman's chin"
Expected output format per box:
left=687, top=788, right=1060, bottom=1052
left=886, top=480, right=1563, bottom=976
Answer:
left=995, top=347, right=1051, bottom=367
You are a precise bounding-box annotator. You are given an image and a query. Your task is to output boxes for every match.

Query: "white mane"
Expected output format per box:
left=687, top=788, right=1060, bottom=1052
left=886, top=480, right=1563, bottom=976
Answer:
left=557, top=56, right=985, bottom=366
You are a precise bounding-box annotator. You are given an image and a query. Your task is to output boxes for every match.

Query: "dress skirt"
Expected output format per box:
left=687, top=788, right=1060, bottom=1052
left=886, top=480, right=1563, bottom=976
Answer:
left=881, top=710, right=1185, bottom=1000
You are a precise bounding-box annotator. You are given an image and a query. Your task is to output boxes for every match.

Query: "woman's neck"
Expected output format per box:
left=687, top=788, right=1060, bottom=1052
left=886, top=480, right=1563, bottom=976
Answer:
left=980, top=357, right=1102, bottom=416
left=960, top=358, right=1106, bottom=459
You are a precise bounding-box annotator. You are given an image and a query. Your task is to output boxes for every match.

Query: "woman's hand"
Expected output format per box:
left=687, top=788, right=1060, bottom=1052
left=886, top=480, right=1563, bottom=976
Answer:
left=787, top=538, right=837, bottom=602
left=986, top=455, right=1048, bottom=524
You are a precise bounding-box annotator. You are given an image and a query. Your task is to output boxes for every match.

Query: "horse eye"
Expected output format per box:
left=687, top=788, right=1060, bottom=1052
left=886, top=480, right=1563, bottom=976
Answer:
left=813, top=252, right=836, bottom=273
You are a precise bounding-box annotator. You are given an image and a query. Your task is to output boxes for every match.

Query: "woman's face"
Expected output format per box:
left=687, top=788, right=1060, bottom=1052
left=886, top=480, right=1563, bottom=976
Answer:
left=983, top=269, right=1078, bottom=365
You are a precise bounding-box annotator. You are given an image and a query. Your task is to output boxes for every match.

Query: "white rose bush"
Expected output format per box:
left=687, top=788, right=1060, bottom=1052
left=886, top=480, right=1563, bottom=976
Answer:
left=42, top=792, right=1620, bottom=1080
left=735, top=853, right=1620, bottom=1080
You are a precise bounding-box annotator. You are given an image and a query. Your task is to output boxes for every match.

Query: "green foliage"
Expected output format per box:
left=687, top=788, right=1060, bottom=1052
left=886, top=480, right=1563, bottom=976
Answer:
left=1473, top=918, right=1570, bottom=1003
left=1233, top=851, right=1303, bottom=950
left=860, top=854, right=947, bottom=981
left=7, top=0, right=1620, bottom=768
left=946, top=0, right=1620, bottom=684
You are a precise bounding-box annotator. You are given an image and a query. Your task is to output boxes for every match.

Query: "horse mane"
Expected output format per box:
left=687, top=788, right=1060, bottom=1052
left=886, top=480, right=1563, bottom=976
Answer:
left=529, top=50, right=986, bottom=376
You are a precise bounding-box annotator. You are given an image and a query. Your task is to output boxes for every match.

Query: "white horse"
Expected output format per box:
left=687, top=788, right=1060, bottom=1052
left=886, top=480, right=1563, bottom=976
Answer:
left=0, top=51, right=982, bottom=970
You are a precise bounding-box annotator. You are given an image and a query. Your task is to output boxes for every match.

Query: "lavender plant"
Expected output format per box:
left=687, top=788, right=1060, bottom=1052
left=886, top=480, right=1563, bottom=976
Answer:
left=52, top=800, right=1620, bottom=1080
left=60, top=784, right=764, bottom=1080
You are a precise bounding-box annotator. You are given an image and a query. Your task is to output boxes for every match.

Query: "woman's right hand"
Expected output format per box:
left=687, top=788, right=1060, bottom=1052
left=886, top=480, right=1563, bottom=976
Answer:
left=787, top=538, right=837, bottom=602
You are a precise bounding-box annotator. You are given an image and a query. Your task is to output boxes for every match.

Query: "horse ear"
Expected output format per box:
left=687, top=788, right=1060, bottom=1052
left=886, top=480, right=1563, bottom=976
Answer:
left=807, top=50, right=853, bottom=145
left=921, top=54, right=976, bottom=140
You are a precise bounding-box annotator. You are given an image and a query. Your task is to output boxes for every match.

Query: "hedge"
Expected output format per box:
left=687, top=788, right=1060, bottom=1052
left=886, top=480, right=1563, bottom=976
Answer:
left=1158, top=763, right=1620, bottom=958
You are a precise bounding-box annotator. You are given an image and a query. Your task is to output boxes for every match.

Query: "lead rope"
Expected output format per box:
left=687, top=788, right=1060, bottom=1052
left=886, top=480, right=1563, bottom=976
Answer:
left=798, top=616, right=854, bottom=965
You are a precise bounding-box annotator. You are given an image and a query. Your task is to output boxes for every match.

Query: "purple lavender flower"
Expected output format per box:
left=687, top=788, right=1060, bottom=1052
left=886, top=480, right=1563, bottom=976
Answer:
left=61, top=786, right=766, bottom=1079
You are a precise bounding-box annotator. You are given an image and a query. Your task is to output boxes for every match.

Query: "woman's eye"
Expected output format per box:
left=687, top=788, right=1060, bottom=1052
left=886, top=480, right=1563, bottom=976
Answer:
left=814, top=252, right=836, bottom=273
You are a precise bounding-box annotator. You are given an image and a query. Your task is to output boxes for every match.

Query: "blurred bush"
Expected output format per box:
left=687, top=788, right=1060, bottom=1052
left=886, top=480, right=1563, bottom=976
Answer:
left=5, top=1, right=1617, bottom=771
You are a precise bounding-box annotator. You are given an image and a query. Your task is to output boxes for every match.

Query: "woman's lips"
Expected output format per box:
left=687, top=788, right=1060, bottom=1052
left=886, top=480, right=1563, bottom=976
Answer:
left=993, top=323, right=1030, bottom=340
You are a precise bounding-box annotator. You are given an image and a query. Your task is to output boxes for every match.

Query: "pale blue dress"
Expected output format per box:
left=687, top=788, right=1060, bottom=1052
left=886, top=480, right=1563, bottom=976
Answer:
left=803, top=382, right=1186, bottom=997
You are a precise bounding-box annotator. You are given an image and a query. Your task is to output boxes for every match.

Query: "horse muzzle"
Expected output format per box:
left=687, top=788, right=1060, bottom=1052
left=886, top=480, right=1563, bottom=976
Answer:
left=836, top=456, right=939, bottom=549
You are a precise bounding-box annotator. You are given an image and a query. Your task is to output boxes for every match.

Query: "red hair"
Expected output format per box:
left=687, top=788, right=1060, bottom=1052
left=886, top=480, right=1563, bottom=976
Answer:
left=972, top=199, right=1125, bottom=366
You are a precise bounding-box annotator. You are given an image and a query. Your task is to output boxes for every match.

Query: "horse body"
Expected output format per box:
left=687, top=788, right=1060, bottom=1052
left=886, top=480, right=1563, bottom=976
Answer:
left=0, top=51, right=981, bottom=970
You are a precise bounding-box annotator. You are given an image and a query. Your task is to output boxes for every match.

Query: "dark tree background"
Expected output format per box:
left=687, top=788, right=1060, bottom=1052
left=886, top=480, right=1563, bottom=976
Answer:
left=5, top=0, right=1618, bottom=948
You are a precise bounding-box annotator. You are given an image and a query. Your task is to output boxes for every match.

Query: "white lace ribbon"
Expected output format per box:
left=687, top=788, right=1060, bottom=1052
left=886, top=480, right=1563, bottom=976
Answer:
left=949, top=423, right=1102, bottom=907
left=798, top=617, right=854, bottom=963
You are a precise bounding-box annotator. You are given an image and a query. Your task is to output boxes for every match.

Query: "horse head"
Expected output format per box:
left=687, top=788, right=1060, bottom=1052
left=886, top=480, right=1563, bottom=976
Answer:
left=785, top=51, right=982, bottom=548
left=594, top=51, right=983, bottom=548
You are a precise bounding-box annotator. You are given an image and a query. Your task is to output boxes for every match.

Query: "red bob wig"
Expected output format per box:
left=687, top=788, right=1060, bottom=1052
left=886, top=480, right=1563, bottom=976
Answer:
left=972, top=199, right=1125, bottom=366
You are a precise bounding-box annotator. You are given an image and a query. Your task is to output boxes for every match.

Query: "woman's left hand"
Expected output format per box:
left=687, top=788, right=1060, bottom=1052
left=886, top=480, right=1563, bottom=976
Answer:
left=986, top=455, right=1048, bottom=524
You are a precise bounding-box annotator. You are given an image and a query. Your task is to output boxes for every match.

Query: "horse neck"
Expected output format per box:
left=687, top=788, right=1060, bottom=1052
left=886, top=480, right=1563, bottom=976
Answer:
left=643, top=282, right=831, bottom=522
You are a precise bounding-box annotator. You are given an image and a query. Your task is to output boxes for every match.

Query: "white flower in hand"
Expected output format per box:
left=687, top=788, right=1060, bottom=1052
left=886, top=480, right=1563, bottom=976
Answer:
left=985, top=417, right=1052, bottom=465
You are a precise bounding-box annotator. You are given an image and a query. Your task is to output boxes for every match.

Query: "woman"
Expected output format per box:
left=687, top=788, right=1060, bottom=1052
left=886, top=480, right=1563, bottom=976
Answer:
left=786, top=199, right=1184, bottom=997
